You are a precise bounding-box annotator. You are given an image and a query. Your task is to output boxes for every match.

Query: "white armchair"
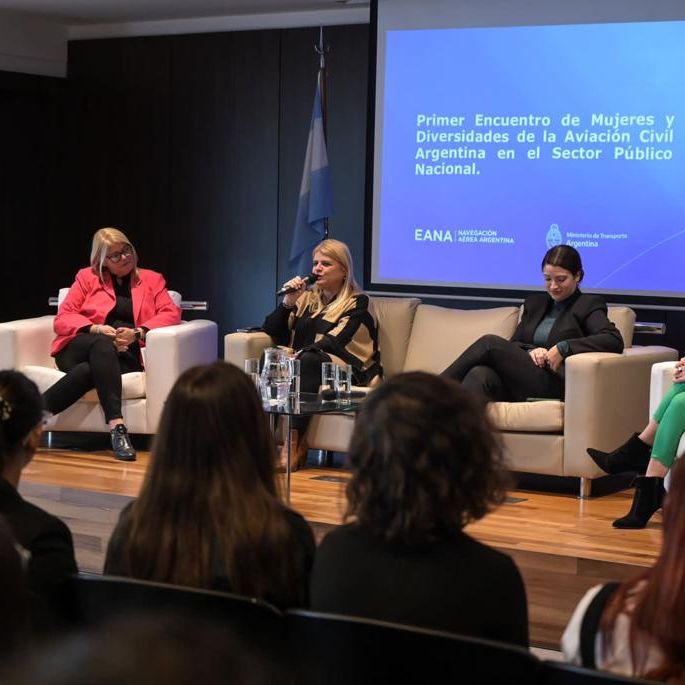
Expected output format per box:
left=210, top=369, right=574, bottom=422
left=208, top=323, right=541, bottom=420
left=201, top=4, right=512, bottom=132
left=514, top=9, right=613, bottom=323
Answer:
left=0, top=295, right=218, bottom=434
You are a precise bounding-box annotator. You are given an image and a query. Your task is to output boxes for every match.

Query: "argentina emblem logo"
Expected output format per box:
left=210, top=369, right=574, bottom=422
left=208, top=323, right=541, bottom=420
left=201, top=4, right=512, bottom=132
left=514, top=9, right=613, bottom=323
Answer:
left=546, top=224, right=562, bottom=249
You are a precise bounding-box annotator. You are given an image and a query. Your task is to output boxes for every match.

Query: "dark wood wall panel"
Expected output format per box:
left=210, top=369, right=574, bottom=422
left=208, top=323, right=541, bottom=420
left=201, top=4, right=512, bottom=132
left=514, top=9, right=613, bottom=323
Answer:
left=0, top=71, right=66, bottom=321
left=168, top=30, right=280, bottom=331
left=67, top=38, right=174, bottom=280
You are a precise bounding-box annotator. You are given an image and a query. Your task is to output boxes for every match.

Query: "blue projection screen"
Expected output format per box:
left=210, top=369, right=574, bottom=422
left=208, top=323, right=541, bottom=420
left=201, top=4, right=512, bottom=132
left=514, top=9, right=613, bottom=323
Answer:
left=368, top=1, right=685, bottom=304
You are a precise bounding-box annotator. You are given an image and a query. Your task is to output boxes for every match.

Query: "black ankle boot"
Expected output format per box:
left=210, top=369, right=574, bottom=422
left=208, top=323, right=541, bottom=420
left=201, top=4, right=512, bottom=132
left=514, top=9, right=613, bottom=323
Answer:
left=613, top=476, right=665, bottom=529
left=111, top=424, right=136, bottom=461
left=587, top=433, right=651, bottom=475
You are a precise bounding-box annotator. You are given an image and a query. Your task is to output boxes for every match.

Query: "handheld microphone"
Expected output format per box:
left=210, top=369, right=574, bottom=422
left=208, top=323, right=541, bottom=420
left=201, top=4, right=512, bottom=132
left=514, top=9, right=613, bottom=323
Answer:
left=275, top=274, right=318, bottom=296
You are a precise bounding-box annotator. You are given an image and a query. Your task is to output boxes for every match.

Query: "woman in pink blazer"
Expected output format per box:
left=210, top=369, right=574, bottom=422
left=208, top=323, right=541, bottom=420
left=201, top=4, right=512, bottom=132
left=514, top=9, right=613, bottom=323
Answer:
left=43, top=228, right=181, bottom=460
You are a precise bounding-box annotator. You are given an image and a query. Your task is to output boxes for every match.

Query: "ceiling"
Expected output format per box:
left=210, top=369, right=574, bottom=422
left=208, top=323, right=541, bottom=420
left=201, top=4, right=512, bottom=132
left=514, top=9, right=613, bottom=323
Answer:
left=0, top=0, right=368, bottom=24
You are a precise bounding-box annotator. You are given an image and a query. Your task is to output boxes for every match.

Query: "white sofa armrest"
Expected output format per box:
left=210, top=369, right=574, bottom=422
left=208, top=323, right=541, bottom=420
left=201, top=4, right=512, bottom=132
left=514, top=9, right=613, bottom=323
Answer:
left=649, top=361, right=677, bottom=415
left=224, top=331, right=274, bottom=367
left=144, top=320, right=218, bottom=431
left=0, top=316, right=56, bottom=369
left=563, top=346, right=678, bottom=478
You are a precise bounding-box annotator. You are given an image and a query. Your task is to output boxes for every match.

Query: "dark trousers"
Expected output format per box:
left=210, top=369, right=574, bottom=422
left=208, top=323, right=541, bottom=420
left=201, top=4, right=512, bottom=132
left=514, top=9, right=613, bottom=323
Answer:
left=441, top=334, right=565, bottom=402
left=43, top=334, right=142, bottom=423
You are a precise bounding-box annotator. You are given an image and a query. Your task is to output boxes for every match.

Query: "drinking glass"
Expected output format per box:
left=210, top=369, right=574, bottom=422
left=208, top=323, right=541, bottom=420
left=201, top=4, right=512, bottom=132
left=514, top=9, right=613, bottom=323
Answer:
left=335, top=364, right=353, bottom=404
left=288, top=358, right=301, bottom=397
left=244, top=358, right=260, bottom=390
left=321, top=362, right=337, bottom=397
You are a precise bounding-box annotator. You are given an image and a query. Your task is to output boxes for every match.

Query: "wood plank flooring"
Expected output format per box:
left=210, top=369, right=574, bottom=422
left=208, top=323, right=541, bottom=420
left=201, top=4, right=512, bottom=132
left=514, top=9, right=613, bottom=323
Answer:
left=21, top=448, right=663, bottom=650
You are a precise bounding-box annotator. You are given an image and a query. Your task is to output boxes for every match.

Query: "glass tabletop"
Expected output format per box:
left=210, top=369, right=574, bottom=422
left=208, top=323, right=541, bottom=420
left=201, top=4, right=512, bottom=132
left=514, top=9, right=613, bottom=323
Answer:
left=262, top=392, right=363, bottom=416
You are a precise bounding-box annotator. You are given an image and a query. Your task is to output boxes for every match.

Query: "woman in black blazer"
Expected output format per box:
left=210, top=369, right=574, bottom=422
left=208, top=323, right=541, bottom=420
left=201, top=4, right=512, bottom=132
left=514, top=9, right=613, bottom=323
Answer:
left=442, top=245, right=623, bottom=401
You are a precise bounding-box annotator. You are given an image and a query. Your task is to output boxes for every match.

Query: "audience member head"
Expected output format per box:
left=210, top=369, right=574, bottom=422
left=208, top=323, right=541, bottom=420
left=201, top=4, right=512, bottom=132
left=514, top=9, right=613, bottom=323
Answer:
left=2, top=613, right=287, bottom=685
left=0, top=370, right=45, bottom=479
left=602, top=458, right=685, bottom=680
left=0, top=516, right=30, bottom=658
left=90, top=227, right=139, bottom=282
left=119, top=362, right=304, bottom=603
left=345, top=371, right=509, bottom=546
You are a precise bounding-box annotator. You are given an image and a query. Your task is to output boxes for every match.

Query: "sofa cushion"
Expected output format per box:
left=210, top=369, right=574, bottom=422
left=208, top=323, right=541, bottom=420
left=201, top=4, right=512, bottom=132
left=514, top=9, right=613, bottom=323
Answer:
left=607, top=306, right=635, bottom=348
left=403, top=305, right=520, bottom=374
left=370, top=296, right=421, bottom=377
left=23, top=365, right=146, bottom=401
left=488, top=400, right=564, bottom=433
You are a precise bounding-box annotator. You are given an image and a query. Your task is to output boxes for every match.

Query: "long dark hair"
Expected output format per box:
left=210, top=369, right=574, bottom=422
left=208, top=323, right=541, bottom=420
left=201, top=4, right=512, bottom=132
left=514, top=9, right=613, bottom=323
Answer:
left=116, top=362, right=306, bottom=605
left=0, top=370, right=44, bottom=469
left=601, top=459, right=685, bottom=681
left=345, top=372, right=509, bottom=545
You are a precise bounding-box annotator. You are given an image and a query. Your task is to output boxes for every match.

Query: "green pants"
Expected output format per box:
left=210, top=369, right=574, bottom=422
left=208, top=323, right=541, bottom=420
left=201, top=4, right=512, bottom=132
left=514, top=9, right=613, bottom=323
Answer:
left=652, top=382, right=685, bottom=468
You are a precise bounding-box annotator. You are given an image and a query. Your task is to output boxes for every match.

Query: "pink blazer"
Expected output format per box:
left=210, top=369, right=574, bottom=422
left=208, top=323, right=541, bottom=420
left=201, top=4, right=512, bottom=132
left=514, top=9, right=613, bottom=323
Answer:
left=51, top=267, right=182, bottom=357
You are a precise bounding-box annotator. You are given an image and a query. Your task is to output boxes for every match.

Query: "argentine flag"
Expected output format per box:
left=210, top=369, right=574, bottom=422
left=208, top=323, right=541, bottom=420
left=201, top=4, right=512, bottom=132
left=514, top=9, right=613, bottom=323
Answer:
left=289, top=74, right=333, bottom=276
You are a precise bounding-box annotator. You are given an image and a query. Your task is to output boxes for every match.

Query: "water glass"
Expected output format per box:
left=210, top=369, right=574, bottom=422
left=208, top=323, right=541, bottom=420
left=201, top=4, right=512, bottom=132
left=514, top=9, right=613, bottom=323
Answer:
left=335, top=364, right=353, bottom=404
left=244, top=358, right=260, bottom=390
left=288, top=358, right=301, bottom=397
left=321, top=362, right=337, bottom=395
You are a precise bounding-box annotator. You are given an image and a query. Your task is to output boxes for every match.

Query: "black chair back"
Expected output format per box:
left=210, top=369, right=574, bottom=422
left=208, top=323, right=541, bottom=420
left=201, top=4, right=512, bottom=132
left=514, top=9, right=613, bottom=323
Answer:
left=286, top=609, right=541, bottom=684
left=56, top=573, right=284, bottom=655
left=541, top=661, right=659, bottom=684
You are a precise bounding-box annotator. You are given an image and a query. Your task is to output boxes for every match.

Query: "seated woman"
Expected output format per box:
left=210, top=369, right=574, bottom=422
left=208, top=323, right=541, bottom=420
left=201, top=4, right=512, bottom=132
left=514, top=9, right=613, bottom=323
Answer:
left=310, top=372, right=529, bottom=647
left=442, top=245, right=623, bottom=401
left=562, top=458, right=685, bottom=681
left=586, top=356, right=685, bottom=528
left=104, top=361, right=315, bottom=609
left=0, top=371, right=77, bottom=600
left=263, top=239, right=382, bottom=466
left=43, top=227, right=181, bottom=461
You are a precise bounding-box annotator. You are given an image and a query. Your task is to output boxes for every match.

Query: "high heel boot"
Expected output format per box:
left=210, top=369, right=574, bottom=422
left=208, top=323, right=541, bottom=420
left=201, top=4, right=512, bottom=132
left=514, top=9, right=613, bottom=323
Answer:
left=612, top=476, right=665, bottom=529
left=587, top=433, right=651, bottom=475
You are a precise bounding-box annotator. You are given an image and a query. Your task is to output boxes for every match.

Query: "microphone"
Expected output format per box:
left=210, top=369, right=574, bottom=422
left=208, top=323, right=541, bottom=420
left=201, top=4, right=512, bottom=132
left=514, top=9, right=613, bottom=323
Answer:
left=275, top=274, right=318, bottom=296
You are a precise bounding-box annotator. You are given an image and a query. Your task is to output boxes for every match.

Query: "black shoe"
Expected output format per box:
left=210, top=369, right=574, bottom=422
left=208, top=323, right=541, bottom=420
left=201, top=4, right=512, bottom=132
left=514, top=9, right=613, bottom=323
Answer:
left=587, top=433, right=651, bottom=475
left=613, top=476, right=665, bottom=529
left=111, top=424, right=136, bottom=461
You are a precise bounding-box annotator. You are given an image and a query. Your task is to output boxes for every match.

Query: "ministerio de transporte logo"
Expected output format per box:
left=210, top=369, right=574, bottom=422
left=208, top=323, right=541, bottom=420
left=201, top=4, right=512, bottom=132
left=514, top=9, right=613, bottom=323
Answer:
left=546, top=223, right=563, bottom=249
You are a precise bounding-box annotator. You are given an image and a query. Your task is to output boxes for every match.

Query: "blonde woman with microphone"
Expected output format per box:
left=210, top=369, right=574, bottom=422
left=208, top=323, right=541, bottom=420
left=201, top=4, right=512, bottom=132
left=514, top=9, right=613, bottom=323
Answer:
left=263, top=239, right=382, bottom=468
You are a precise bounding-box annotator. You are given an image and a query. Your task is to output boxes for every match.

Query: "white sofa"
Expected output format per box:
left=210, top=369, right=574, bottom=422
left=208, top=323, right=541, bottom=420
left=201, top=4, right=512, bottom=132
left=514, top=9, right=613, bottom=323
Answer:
left=225, top=296, right=677, bottom=495
left=0, top=306, right=218, bottom=434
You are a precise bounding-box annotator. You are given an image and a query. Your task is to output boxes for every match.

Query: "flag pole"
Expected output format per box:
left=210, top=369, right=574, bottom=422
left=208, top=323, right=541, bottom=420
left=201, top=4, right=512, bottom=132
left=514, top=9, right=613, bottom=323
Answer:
left=315, top=27, right=330, bottom=238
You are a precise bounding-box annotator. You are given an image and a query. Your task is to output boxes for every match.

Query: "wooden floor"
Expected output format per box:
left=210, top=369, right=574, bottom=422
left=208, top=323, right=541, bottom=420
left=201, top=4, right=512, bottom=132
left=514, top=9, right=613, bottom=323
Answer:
left=22, top=447, right=663, bottom=650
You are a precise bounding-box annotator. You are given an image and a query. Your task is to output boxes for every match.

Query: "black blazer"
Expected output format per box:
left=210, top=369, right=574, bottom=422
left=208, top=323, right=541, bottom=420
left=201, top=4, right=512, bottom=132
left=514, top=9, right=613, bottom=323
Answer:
left=512, top=290, right=624, bottom=357
left=0, top=477, right=77, bottom=596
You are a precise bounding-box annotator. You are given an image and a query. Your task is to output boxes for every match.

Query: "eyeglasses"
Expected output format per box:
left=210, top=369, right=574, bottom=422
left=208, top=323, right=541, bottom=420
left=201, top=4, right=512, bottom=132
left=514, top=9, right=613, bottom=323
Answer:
left=106, top=245, right=133, bottom=263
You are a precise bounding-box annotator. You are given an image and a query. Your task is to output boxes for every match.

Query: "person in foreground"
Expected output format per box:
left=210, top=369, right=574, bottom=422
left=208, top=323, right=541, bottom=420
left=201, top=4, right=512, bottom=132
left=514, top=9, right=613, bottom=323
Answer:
left=587, top=357, right=685, bottom=529
left=0, top=370, right=77, bottom=599
left=263, top=239, right=381, bottom=467
left=562, top=458, right=685, bottom=682
left=309, top=371, right=528, bottom=647
left=442, top=245, right=623, bottom=401
left=104, top=361, right=315, bottom=609
left=43, top=227, right=181, bottom=461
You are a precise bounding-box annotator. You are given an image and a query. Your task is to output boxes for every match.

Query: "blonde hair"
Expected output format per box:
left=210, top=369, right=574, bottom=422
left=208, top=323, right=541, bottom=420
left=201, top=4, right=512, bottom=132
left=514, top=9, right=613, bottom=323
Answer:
left=308, top=239, right=361, bottom=319
left=90, top=227, right=138, bottom=282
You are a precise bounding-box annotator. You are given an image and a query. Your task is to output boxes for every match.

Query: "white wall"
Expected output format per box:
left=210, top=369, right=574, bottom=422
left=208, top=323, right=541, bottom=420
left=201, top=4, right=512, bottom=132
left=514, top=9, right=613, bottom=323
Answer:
left=0, top=11, right=67, bottom=77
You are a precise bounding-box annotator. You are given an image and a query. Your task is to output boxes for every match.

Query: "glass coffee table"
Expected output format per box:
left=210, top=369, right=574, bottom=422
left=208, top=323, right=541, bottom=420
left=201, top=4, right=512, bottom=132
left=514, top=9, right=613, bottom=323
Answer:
left=263, top=392, right=363, bottom=501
